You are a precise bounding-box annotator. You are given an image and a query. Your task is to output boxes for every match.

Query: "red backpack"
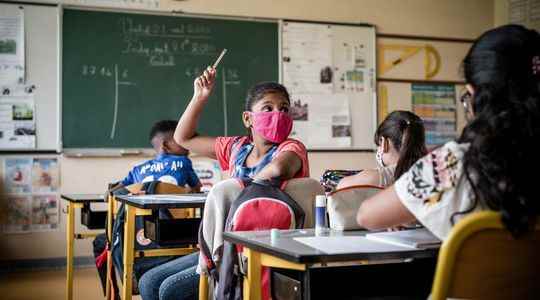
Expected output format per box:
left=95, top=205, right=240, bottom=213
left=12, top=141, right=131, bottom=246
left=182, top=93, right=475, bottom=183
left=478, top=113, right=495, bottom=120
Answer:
left=199, top=178, right=305, bottom=300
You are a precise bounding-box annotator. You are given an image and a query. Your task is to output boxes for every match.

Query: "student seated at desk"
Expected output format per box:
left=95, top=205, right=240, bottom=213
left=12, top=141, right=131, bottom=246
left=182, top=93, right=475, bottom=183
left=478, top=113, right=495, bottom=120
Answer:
left=116, top=120, right=201, bottom=191
left=93, top=120, right=201, bottom=294
left=137, top=68, right=309, bottom=300
left=356, top=25, right=540, bottom=240
left=337, top=111, right=426, bottom=189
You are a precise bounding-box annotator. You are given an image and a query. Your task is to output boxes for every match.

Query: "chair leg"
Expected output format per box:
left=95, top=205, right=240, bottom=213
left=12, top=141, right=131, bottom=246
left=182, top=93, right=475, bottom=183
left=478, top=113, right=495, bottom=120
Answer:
left=199, top=273, right=209, bottom=300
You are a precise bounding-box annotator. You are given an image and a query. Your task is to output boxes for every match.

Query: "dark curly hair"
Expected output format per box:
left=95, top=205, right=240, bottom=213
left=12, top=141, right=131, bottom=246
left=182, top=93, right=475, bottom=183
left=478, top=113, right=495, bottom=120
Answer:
left=374, top=110, right=427, bottom=180
left=149, top=120, right=177, bottom=141
left=456, top=25, right=540, bottom=235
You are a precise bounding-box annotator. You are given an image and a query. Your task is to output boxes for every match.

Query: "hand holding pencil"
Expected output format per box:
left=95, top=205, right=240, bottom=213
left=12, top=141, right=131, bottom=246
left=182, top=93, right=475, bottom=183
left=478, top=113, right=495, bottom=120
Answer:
left=193, top=49, right=227, bottom=101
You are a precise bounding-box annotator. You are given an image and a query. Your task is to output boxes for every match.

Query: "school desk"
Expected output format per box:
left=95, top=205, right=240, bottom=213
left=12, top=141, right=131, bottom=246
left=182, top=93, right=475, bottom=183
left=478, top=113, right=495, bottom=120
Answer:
left=112, top=194, right=207, bottom=300
left=61, top=194, right=106, bottom=300
left=223, top=229, right=439, bottom=300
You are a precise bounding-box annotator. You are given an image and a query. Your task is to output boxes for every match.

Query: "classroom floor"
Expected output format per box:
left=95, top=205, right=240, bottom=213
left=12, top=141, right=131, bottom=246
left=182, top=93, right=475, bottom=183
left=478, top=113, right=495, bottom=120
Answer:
left=0, top=267, right=142, bottom=300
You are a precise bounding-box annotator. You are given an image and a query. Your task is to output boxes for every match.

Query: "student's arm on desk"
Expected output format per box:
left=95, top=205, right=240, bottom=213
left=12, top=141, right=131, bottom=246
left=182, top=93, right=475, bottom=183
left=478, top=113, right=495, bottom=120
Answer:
left=337, top=169, right=379, bottom=189
left=356, top=185, right=416, bottom=230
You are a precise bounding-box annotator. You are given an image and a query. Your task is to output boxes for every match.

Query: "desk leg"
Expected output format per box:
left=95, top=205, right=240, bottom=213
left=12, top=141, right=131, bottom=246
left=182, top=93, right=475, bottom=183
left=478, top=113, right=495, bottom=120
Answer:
left=122, top=205, right=136, bottom=300
left=65, top=203, right=75, bottom=300
left=243, top=248, right=262, bottom=300
left=105, top=196, right=114, bottom=300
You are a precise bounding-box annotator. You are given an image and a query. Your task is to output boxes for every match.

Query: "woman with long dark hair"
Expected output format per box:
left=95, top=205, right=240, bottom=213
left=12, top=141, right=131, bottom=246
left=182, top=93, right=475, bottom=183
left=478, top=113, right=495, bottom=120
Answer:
left=356, top=25, right=540, bottom=239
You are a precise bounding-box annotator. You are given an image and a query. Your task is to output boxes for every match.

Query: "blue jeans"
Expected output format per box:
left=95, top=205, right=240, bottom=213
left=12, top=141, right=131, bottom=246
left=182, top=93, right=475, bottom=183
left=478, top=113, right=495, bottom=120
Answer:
left=139, top=252, right=199, bottom=300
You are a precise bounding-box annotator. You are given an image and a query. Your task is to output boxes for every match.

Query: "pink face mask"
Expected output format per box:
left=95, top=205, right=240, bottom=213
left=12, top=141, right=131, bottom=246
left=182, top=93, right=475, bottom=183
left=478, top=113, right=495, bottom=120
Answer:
left=250, top=111, right=293, bottom=143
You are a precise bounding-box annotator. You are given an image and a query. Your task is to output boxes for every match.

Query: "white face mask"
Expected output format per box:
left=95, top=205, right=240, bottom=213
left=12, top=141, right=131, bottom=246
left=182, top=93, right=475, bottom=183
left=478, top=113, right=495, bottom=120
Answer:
left=375, top=146, right=386, bottom=168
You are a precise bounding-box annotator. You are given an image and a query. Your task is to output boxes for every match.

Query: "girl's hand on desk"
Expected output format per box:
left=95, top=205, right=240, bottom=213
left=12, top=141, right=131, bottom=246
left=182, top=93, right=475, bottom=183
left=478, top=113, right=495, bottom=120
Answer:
left=193, top=67, right=216, bottom=101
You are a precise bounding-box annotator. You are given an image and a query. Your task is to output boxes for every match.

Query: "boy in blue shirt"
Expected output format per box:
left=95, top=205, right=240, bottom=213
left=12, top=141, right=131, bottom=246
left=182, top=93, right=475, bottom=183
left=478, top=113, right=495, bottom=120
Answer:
left=93, top=120, right=200, bottom=297
left=120, top=120, right=201, bottom=191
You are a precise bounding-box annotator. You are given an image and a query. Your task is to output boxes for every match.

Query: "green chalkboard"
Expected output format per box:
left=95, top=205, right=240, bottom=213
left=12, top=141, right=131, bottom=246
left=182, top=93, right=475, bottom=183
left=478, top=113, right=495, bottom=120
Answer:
left=62, top=9, right=278, bottom=149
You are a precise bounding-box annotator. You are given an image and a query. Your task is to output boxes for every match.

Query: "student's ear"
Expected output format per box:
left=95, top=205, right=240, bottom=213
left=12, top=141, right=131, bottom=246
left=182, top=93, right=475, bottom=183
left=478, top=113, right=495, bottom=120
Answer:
left=242, top=111, right=252, bottom=128
left=159, top=139, right=169, bottom=153
left=465, top=83, right=476, bottom=117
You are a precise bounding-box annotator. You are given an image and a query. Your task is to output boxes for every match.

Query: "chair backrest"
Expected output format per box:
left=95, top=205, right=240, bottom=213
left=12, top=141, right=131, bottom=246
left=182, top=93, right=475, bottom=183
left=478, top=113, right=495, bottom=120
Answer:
left=112, top=182, right=192, bottom=218
left=124, top=181, right=189, bottom=194
left=431, top=211, right=540, bottom=300
left=282, top=178, right=325, bottom=228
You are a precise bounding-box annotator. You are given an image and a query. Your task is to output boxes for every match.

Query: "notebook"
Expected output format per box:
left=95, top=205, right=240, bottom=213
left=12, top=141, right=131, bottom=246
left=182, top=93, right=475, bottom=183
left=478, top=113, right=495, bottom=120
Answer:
left=365, top=228, right=441, bottom=249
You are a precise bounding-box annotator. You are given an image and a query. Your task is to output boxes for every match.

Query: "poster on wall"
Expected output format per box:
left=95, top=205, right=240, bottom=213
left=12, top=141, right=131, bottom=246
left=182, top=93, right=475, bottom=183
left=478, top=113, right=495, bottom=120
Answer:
left=4, top=195, right=31, bottom=233
left=411, top=84, right=457, bottom=148
left=1, top=156, right=60, bottom=233
left=32, top=158, right=60, bottom=193
left=282, top=22, right=334, bottom=95
left=0, top=6, right=25, bottom=87
left=4, top=157, right=32, bottom=194
left=31, top=195, right=59, bottom=231
left=0, top=91, right=36, bottom=149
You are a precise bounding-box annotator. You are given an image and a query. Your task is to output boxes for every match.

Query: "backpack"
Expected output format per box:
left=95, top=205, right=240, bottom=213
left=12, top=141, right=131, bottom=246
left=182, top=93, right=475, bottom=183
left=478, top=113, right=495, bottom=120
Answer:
left=109, top=181, right=179, bottom=294
left=200, top=178, right=305, bottom=300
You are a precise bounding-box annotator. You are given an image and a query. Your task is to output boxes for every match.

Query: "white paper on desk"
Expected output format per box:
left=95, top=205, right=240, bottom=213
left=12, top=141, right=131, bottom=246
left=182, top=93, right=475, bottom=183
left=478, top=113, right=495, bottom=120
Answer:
left=0, top=6, right=25, bottom=86
left=293, top=236, right=412, bottom=254
left=130, top=194, right=205, bottom=201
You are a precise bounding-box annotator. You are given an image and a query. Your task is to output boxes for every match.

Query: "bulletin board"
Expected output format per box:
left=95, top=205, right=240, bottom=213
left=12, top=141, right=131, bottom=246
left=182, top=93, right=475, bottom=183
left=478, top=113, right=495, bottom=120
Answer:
left=0, top=3, right=60, bottom=152
left=281, top=20, right=377, bottom=151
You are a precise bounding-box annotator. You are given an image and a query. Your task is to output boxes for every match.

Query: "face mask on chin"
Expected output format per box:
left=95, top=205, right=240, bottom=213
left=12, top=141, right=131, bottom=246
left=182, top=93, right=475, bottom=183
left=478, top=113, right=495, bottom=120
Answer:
left=250, top=111, right=293, bottom=144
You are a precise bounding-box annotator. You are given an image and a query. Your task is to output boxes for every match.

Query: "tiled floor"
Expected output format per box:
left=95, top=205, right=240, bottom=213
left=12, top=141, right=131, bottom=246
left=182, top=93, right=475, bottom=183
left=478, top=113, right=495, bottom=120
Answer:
left=0, top=267, right=142, bottom=300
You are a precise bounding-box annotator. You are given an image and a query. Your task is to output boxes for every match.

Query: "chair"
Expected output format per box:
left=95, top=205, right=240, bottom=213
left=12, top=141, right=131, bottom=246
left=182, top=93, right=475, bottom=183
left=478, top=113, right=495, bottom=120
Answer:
left=431, top=211, right=540, bottom=300
left=198, top=178, right=324, bottom=300
left=105, top=181, right=197, bottom=299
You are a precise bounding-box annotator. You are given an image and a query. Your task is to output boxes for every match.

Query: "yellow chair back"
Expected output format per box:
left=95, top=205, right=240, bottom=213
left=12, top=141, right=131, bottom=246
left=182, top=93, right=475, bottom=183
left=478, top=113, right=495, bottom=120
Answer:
left=431, top=211, right=540, bottom=300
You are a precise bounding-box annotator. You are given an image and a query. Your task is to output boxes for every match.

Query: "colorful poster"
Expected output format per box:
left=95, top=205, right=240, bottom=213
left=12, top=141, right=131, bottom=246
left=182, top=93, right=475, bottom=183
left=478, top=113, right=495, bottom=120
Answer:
left=31, top=195, right=59, bottom=231
left=4, top=195, right=31, bottom=233
left=32, top=158, right=59, bottom=193
left=1, top=156, right=60, bottom=233
left=412, top=84, right=457, bottom=147
left=193, top=160, right=222, bottom=192
left=4, top=157, right=32, bottom=194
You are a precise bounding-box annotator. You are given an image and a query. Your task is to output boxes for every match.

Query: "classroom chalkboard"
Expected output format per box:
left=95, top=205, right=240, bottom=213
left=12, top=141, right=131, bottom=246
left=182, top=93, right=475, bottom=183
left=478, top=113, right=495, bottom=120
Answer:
left=62, top=8, right=278, bottom=150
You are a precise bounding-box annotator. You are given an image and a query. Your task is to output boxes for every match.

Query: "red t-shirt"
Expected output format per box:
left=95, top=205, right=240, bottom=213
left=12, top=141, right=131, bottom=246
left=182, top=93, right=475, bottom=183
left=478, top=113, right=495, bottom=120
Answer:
left=214, top=136, right=310, bottom=179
